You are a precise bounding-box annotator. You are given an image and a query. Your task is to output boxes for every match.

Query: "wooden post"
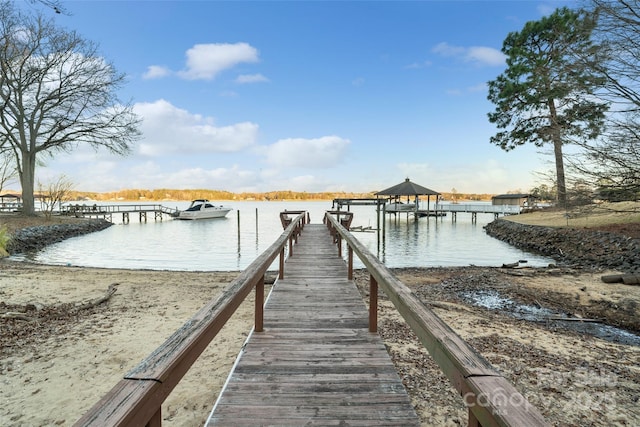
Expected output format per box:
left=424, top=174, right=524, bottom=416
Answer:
left=468, top=410, right=480, bottom=427
left=369, top=275, right=378, bottom=333
left=337, top=235, right=342, bottom=257
left=348, top=246, right=353, bottom=280
left=289, top=235, right=294, bottom=256
left=382, top=203, right=386, bottom=246
left=255, top=275, right=264, bottom=332
left=146, top=407, right=161, bottom=427
left=279, top=247, right=285, bottom=279
left=237, top=210, right=241, bottom=244
left=376, top=201, right=381, bottom=252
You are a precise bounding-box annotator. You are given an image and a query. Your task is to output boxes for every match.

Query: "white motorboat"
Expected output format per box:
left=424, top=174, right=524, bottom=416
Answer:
left=176, top=200, right=232, bottom=220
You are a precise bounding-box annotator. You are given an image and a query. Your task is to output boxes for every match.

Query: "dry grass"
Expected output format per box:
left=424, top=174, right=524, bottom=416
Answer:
left=506, top=201, right=640, bottom=228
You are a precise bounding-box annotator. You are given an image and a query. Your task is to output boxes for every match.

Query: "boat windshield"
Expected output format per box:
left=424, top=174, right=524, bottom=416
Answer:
left=185, top=203, right=203, bottom=212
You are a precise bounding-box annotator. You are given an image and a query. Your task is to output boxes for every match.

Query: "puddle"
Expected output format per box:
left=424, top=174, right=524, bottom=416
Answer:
left=462, top=290, right=640, bottom=347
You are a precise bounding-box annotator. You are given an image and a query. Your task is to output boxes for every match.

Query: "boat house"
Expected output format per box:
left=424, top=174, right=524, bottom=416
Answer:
left=375, top=178, right=441, bottom=215
left=491, top=193, right=537, bottom=210
left=0, top=193, right=22, bottom=212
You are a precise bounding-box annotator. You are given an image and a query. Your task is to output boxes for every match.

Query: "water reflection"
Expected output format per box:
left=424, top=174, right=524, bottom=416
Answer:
left=463, top=289, right=640, bottom=347
left=14, top=201, right=556, bottom=271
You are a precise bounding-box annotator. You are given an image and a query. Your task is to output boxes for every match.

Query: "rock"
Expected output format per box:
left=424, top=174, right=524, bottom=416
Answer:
left=484, top=219, right=640, bottom=274
left=6, top=219, right=113, bottom=255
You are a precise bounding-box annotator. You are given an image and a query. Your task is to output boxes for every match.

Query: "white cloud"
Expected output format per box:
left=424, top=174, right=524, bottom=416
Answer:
left=161, top=165, right=256, bottom=189
left=466, top=46, right=506, bottom=66
left=405, top=60, right=432, bottom=69
left=432, top=42, right=505, bottom=67
left=178, top=42, right=259, bottom=80
left=396, top=158, right=535, bottom=194
left=468, top=82, right=487, bottom=92
left=235, top=73, right=269, bottom=84
left=134, top=99, right=259, bottom=156
left=537, top=4, right=557, bottom=17
left=264, top=136, right=351, bottom=168
left=142, top=65, right=171, bottom=79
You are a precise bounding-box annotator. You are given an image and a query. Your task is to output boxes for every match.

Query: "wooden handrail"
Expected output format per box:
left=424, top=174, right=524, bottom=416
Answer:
left=324, top=212, right=548, bottom=427
left=74, top=212, right=307, bottom=427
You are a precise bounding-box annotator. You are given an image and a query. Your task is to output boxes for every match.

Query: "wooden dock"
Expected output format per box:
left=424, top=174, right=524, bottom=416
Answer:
left=61, top=203, right=179, bottom=222
left=206, top=224, right=420, bottom=426
left=75, top=211, right=547, bottom=427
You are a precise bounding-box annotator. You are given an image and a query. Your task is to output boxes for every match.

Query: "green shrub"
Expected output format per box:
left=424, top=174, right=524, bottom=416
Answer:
left=0, top=226, right=10, bottom=254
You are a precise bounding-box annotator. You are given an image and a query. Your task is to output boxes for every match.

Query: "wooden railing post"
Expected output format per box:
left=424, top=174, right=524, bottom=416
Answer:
left=337, top=235, right=342, bottom=257
left=289, top=235, right=294, bottom=256
left=279, top=247, right=285, bottom=279
left=468, top=410, right=480, bottom=427
left=74, top=211, right=308, bottom=427
left=369, top=274, right=378, bottom=333
left=320, top=213, right=548, bottom=426
left=348, top=246, right=353, bottom=280
left=255, top=275, right=264, bottom=332
left=145, top=407, right=161, bottom=427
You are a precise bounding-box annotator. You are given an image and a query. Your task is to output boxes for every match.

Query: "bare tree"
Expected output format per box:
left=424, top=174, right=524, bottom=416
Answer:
left=37, top=174, right=73, bottom=218
left=26, top=0, right=66, bottom=15
left=572, top=0, right=640, bottom=200
left=0, top=2, right=141, bottom=215
left=0, top=148, right=17, bottom=194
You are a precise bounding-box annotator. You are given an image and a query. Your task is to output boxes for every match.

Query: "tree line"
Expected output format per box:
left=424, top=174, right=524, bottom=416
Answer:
left=66, top=189, right=498, bottom=203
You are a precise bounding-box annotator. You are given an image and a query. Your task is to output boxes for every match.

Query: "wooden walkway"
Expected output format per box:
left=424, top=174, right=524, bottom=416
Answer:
left=206, top=224, right=420, bottom=426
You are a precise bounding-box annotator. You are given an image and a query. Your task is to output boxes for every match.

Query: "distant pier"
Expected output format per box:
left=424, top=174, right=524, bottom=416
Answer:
left=332, top=198, right=521, bottom=223
left=61, top=204, right=179, bottom=223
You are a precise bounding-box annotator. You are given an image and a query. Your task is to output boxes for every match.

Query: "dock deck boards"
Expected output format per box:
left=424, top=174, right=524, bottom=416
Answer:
left=206, top=224, right=420, bottom=426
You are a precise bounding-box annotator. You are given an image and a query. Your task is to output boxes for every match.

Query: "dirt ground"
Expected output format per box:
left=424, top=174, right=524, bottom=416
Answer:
left=1, top=203, right=639, bottom=426
left=356, top=266, right=640, bottom=426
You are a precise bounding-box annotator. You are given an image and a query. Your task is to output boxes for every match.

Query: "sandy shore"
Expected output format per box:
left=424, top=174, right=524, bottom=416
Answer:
left=0, top=263, right=251, bottom=427
left=1, top=261, right=639, bottom=426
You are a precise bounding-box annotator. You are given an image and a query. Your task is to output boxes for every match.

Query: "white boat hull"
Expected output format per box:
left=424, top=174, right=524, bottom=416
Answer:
left=176, top=200, right=232, bottom=220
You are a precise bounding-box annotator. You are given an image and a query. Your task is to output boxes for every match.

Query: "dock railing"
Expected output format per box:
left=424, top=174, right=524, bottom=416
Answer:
left=435, top=203, right=522, bottom=215
left=324, top=212, right=548, bottom=427
left=74, top=212, right=308, bottom=427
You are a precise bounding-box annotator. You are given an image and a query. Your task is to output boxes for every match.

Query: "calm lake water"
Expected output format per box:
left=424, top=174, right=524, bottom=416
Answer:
left=14, top=201, right=555, bottom=271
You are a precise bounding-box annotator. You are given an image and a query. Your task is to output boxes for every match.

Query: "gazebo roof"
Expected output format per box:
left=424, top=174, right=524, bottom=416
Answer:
left=375, top=178, right=441, bottom=196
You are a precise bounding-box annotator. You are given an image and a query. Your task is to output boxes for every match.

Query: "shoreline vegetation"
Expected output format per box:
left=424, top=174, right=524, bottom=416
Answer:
left=0, top=201, right=639, bottom=426
left=3, top=188, right=498, bottom=202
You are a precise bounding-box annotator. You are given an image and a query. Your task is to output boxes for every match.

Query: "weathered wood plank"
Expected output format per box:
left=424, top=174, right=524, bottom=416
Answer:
left=206, top=224, right=420, bottom=426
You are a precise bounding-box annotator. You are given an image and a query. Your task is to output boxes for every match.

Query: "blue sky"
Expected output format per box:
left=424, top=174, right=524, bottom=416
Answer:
left=30, top=0, right=576, bottom=195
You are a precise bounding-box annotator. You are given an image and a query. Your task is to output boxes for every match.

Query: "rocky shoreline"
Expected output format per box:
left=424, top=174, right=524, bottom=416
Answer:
left=6, top=219, right=113, bottom=254
left=484, top=219, right=640, bottom=274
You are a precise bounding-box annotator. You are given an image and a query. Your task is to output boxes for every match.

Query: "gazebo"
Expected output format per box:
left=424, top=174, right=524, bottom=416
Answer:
left=0, top=193, right=22, bottom=212
left=375, top=178, right=441, bottom=215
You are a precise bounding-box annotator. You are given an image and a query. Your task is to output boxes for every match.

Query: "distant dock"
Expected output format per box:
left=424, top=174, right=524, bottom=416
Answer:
left=61, top=204, right=179, bottom=223
left=333, top=198, right=521, bottom=223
